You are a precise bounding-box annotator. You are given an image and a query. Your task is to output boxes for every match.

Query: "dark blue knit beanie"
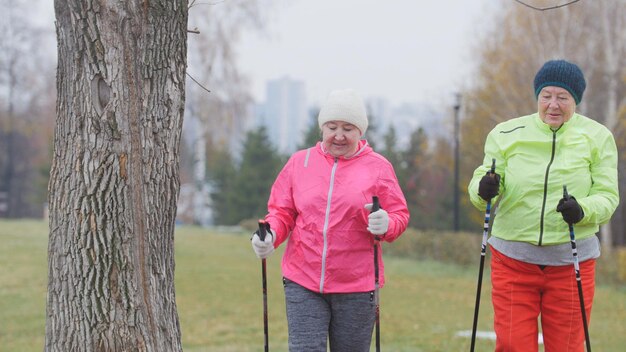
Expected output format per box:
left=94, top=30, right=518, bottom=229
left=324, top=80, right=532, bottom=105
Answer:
left=533, top=60, right=586, bottom=104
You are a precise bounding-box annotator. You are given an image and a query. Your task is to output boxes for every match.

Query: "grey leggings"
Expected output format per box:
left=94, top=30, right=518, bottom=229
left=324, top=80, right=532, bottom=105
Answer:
left=283, top=277, right=376, bottom=352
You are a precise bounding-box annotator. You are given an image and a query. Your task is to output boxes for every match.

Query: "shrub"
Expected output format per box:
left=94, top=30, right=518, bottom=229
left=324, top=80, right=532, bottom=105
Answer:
left=385, top=228, right=625, bottom=286
left=238, top=218, right=259, bottom=233
left=384, top=228, right=482, bottom=267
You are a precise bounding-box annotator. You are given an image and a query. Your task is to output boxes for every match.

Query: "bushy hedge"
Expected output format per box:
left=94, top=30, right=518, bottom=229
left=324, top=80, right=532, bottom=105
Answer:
left=383, top=228, right=482, bottom=267
left=385, top=228, right=625, bottom=286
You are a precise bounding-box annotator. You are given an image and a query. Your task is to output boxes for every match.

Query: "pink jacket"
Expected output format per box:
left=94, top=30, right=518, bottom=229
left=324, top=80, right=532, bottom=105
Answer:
left=266, top=140, right=409, bottom=293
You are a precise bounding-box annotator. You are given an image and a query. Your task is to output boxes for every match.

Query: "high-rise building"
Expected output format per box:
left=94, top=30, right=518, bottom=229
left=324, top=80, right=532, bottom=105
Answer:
left=260, top=77, right=308, bottom=154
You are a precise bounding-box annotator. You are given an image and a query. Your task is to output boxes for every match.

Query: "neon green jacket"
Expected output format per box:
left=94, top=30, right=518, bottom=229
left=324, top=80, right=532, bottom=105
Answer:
left=469, top=113, right=619, bottom=246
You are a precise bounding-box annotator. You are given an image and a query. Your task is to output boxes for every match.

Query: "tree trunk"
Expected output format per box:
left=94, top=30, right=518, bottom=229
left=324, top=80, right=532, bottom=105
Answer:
left=45, top=1, right=188, bottom=351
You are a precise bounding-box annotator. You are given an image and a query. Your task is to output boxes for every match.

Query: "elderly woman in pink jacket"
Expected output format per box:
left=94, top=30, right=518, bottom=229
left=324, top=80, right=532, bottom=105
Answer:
left=251, top=89, right=410, bottom=352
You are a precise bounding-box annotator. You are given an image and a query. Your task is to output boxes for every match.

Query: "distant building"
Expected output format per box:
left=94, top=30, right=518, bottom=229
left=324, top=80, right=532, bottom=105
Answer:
left=257, top=77, right=308, bottom=154
left=366, top=97, right=447, bottom=149
left=249, top=81, right=448, bottom=153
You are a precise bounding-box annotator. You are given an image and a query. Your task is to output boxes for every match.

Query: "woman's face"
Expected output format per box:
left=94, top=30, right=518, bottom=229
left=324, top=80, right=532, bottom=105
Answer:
left=537, top=86, right=576, bottom=128
left=321, top=121, right=361, bottom=158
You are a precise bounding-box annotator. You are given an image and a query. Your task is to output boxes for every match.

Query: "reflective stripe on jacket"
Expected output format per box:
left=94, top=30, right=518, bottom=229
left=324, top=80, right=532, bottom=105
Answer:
left=469, top=113, right=619, bottom=246
left=266, top=140, right=409, bottom=293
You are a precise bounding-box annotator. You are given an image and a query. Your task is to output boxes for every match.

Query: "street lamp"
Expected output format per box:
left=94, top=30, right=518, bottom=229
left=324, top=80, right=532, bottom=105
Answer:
left=453, top=93, right=461, bottom=231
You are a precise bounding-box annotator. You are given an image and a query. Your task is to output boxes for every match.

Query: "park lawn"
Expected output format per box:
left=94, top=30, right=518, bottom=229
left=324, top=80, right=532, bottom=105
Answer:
left=1, top=219, right=625, bottom=351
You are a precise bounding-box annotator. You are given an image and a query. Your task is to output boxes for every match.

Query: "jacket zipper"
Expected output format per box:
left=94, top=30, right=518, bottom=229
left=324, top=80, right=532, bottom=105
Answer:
left=538, top=129, right=558, bottom=246
left=320, top=157, right=339, bottom=293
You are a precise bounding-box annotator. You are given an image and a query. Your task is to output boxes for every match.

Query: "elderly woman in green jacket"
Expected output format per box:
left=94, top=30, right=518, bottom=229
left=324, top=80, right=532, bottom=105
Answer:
left=468, top=59, right=619, bottom=352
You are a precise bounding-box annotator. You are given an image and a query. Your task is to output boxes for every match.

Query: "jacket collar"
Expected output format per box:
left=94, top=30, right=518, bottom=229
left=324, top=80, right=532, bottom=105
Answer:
left=317, top=139, right=371, bottom=160
left=533, top=112, right=579, bottom=134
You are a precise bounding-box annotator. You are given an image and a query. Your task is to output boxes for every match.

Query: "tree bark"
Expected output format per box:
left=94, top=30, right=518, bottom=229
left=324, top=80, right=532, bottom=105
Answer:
left=46, top=1, right=187, bottom=351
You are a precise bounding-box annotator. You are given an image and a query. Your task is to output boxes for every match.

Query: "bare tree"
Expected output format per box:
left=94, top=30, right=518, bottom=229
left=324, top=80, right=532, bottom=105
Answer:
left=0, top=0, right=56, bottom=217
left=178, top=1, right=269, bottom=225
left=596, top=0, right=626, bottom=247
left=45, top=1, right=188, bottom=350
left=186, top=0, right=268, bottom=149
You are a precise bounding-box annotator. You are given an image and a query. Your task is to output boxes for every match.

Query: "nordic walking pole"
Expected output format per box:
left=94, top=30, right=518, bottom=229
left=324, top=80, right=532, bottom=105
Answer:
left=257, top=220, right=270, bottom=352
left=563, top=185, right=592, bottom=352
left=371, top=196, right=381, bottom=352
left=470, top=158, right=496, bottom=352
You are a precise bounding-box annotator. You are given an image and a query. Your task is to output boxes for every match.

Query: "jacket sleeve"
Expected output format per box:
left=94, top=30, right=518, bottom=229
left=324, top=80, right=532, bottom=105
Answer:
left=468, top=129, right=505, bottom=210
left=378, top=162, right=410, bottom=243
left=265, top=157, right=298, bottom=247
left=578, top=129, right=619, bottom=226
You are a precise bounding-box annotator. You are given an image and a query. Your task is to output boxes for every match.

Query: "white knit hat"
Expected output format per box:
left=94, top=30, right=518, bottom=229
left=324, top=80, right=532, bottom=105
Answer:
left=318, top=89, right=368, bottom=135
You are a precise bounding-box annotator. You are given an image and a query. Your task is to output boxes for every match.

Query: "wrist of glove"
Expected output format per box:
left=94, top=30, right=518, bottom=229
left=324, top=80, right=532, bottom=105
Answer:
left=478, top=172, right=501, bottom=201
left=364, top=203, right=389, bottom=236
left=251, top=224, right=275, bottom=259
left=556, top=196, right=584, bottom=225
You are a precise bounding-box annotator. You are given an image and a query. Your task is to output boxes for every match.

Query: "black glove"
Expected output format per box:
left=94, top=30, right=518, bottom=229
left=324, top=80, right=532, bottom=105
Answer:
left=478, top=172, right=500, bottom=201
left=556, top=196, right=584, bottom=224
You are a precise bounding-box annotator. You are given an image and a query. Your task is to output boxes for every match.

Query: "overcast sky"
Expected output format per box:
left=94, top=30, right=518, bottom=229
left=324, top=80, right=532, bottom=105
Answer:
left=237, top=0, right=497, bottom=107
left=35, top=0, right=497, bottom=108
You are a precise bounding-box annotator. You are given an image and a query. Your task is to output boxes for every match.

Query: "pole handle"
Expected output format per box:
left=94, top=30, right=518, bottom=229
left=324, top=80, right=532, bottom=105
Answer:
left=489, top=158, right=496, bottom=174
left=371, top=196, right=380, bottom=213
left=563, top=185, right=570, bottom=200
left=258, top=220, right=267, bottom=241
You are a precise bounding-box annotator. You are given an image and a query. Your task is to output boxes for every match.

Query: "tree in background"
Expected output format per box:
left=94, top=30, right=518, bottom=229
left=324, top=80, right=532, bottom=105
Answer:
left=298, top=107, right=322, bottom=150
left=383, top=123, right=471, bottom=231
left=363, top=108, right=380, bottom=151
left=0, top=0, right=55, bottom=218
left=185, top=0, right=270, bottom=152
left=400, top=127, right=428, bottom=229
left=208, top=146, right=237, bottom=224
left=46, top=1, right=187, bottom=350
left=426, top=135, right=474, bottom=231
left=381, top=125, right=400, bottom=159
left=211, top=126, right=282, bottom=225
left=175, top=0, right=271, bottom=225
left=461, top=0, right=626, bottom=246
left=380, top=125, right=405, bottom=183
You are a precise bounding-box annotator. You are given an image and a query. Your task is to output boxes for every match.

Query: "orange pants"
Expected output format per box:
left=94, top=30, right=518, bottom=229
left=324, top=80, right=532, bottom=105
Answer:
left=490, top=247, right=595, bottom=352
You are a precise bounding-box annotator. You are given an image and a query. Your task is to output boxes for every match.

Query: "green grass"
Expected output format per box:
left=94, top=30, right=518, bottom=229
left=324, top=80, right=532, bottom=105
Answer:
left=1, top=219, right=625, bottom=351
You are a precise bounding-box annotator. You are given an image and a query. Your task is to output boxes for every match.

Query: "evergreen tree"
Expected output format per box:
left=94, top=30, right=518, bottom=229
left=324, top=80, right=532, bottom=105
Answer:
left=380, top=125, right=404, bottom=173
left=229, top=126, right=282, bottom=224
left=298, top=108, right=322, bottom=150
left=402, top=127, right=428, bottom=229
left=379, top=125, right=407, bottom=198
left=420, top=137, right=455, bottom=230
left=208, top=148, right=237, bottom=225
left=362, top=107, right=379, bottom=150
